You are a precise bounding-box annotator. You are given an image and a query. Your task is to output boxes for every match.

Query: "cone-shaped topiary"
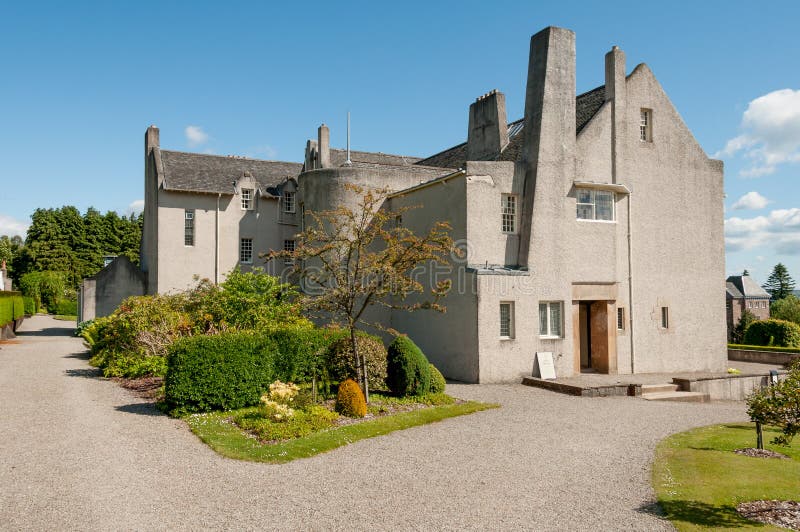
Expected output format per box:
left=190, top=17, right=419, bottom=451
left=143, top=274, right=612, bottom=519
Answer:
left=386, top=335, right=431, bottom=396
left=429, top=363, right=446, bottom=394
left=335, top=378, right=367, bottom=418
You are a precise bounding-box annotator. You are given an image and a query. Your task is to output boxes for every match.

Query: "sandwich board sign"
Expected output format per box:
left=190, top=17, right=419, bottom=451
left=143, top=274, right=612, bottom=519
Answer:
left=535, top=352, right=556, bottom=380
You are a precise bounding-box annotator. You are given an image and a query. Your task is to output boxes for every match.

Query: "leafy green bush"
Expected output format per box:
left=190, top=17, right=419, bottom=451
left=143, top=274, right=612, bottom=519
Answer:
left=269, top=325, right=337, bottom=384
left=18, top=271, right=68, bottom=312
left=746, top=360, right=800, bottom=445
left=232, top=405, right=338, bottom=441
left=22, top=296, right=36, bottom=316
left=429, top=364, right=446, bottom=394
left=744, top=319, right=800, bottom=348
left=771, top=295, right=800, bottom=325
left=386, top=335, right=431, bottom=397
left=0, top=291, right=24, bottom=326
left=54, top=298, right=77, bottom=316
left=336, top=378, right=367, bottom=418
left=103, top=354, right=167, bottom=379
left=325, top=332, right=388, bottom=391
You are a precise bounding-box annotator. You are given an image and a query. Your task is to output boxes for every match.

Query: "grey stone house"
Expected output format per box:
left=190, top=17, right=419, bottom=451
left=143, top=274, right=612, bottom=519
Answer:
left=85, top=26, right=727, bottom=382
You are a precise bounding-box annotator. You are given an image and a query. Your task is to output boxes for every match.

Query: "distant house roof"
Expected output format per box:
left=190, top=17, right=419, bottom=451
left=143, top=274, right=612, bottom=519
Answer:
left=160, top=150, right=303, bottom=195
left=415, top=85, right=607, bottom=169
left=726, top=275, right=771, bottom=299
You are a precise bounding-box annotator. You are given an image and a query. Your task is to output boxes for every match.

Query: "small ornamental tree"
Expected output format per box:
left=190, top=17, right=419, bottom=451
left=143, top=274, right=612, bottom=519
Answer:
left=763, top=263, right=796, bottom=301
left=732, top=309, right=757, bottom=344
left=264, top=184, right=455, bottom=401
left=746, top=361, right=800, bottom=447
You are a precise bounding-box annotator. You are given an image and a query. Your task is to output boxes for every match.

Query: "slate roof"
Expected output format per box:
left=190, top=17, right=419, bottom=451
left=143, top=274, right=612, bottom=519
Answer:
left=159, top=150, right=303, bottom=195
left=416, top=85, right=607, bottom=169
left=329, top=149, right=423, bottom=167
left=726, top=275, right=771, bottom=299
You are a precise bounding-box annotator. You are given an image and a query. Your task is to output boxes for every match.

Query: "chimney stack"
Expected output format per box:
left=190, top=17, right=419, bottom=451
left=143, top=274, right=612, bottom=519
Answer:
left=605, top=45, right=626, bottom=183
left=305, top=139, right=319, bottom=170
left=145, top=125, right=159, bottom=158
left=467, top=89, right=509, bottom=161
left=317, top=124, right=330, bottom=168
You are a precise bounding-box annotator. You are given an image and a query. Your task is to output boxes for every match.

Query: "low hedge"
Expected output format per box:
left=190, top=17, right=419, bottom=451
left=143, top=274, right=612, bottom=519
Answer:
left=54, top=299, right=77, bottom=316
left=0, top=291, right=24, bottom=327
left=23, top=296, right=36, bottom=316
left=165, top=326, right=341, bottom=414
left=728, top=344, right=800, bottom=354
left=743, top=319, right=800, bottom=348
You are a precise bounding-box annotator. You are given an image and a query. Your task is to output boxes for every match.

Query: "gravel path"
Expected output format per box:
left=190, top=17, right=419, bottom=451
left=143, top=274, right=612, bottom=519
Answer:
left=0, top=315, right=749, bottom=531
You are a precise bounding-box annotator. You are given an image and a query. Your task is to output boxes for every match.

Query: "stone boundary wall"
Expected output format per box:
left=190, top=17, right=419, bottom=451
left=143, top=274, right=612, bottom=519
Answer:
left=728, top=348, right=799, bottom=366
left=673, top=371, right=787, bottom=401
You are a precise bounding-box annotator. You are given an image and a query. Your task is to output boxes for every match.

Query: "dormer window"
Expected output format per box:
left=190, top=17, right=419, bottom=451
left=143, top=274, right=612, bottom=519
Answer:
left=241, top=188, right=254, bottom=210
left=283, top=191, right=296, bottom=213
left=640, top=109, right=652, bottom=142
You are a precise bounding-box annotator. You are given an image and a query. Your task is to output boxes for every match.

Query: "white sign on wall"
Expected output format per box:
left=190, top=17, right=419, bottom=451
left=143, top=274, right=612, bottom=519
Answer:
left=535, top=352, right=556, bottom=380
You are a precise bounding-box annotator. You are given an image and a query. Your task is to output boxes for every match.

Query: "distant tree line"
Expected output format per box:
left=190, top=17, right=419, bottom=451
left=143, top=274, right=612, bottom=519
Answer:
left=1, top=206, right=142, bottom=290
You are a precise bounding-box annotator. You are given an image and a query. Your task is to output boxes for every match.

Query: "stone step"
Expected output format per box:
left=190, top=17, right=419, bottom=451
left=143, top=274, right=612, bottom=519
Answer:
left=641, top=383, right=680, bottom=394
left=641, top=391, right=710, bottom=403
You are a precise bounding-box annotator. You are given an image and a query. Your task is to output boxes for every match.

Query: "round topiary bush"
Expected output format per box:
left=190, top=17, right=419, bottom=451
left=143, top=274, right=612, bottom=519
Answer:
left=429, top=363, right=446, bottom=394
left=325, top=333, right=387, bottom=391
left=386, top=335, right=431, bottom=397
left=335, top=378, right=366, bottom=418
left=744, top=319, right=800, bottom=348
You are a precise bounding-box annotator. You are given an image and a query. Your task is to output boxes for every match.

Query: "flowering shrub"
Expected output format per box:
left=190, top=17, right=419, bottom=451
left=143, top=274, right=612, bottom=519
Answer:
left=259, top=398, right=295, bottom=422
left=266, top=380, right=300, bottom=404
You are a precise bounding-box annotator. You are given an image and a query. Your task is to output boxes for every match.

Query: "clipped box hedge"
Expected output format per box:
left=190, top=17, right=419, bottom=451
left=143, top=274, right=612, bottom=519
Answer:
left=728, top=343, right=800, bottom=354
left=743, top=319, right=800, bottom=349
left=0, top=291, right=24, bottom=327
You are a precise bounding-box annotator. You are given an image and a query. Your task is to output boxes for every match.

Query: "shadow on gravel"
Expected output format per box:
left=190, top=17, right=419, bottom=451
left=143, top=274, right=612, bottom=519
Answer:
left=115, top=403, right=165, bottom=417
left=65, top=367, right=102, bottom=379
left=649, top=500, right=744, bottom=528
left=64, top=351, right=91, bottom=361
left=16, top=327, right=76, bottom=337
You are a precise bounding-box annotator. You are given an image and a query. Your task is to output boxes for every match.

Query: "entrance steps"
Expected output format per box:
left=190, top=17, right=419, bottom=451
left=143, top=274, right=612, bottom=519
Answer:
left=640, top=384, right=709, bottom=403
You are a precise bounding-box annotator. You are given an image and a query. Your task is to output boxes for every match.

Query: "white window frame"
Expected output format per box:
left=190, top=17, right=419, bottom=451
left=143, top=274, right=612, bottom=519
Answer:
left=501, top=194, right=517, bottom=234
left=617, top=307, right=625, bottom=331
left=240, top=238, right=253, bottom=264
left=184, top=209, right=194, bottom=247
left=661, top=306, right=669, bottom=329
left=240, top=188, right=254, bottom=210
left=283, top=239, right=296, bottom=265
left=500, top=302, right=515, bottom=339
left=539, top=301, right=563, bottom=339
left=640, top=109, right=652, bottom=142
left=283, top=191, right=296, bottom=213
left=576, top=188, right=615, bottom=222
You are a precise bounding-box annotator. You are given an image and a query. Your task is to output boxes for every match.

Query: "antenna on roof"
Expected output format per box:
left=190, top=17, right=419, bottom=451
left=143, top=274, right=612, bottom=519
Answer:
left=345, top=111, right=352, bottom=166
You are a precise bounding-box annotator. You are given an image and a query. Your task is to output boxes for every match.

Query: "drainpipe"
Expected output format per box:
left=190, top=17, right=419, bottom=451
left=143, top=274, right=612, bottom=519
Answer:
left=627, top=191, right=635, bottom=374
left=215, top=193, right=221, bottom=285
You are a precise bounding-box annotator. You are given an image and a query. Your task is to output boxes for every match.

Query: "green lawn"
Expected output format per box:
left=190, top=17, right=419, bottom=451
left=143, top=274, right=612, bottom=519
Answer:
left=185, top=399, right=497, bottom=464
left=53, top=315, right=77, bottom=321
left=653, top=423, right=800, bottom=531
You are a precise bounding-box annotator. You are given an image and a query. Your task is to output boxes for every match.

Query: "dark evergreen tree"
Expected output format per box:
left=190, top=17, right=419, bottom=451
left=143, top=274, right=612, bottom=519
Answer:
left=763, top=263, right=796, bottom=301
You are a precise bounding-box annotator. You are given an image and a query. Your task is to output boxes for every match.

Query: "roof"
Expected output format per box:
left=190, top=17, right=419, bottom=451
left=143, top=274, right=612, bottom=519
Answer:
left=726, top=275, right=771, bottom=299
left=159, top=150, right=303, bottom=195
left=329, top=149, right=423, bottom=167
left=415, top=85, right=607, bottom=169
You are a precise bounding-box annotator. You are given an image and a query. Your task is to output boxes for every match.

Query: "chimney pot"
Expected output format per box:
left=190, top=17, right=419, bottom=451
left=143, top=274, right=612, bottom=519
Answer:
left=467, top=89, right=509, bottom=161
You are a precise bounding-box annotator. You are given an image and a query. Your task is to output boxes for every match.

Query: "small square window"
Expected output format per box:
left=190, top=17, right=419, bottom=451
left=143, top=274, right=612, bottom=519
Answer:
left=283, top=191, right=296, bottom=213
left=661, top=306, right=669, bottom=329
left=539, top=301, right=563, bottom=338
left=501, top=194, right=517, bottom=234
left=617, top=307, right=625, bottom=331
left=241, top=189, right=254, bottom=210
left=640, top=109, right=652, bottom=142
left=240, top=238, right=253, bottom=264
left=576, top=188, right=614, bottom=221
left=184, top=210, right=194, bottom=246
left=500, top=302, right=514, bottom=338
left=283, top=239, right=296, bottom=265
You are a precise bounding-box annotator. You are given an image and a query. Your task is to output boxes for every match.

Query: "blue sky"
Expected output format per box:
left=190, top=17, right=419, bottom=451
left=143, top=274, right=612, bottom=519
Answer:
left=0, top=1, right=798, bottom=282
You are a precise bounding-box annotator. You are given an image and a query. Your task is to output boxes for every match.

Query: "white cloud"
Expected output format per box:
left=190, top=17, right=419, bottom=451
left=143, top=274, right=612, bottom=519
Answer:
left=725, top=207, right=800, bottom=255
left=0, top=214, right=30, bottom=238
left=185, top=125, right=210, bottom=148
left=731, top=191, right=770, bottom=210
left=245, top=145, right=278, bottom=159
left=126, top=199, right=145, bottom=216
left=715, top=88, right=800, bottom=177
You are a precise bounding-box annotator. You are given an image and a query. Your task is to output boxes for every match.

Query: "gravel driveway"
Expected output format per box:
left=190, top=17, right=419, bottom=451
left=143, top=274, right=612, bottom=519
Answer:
left=0, top=315, right=748, bottom=530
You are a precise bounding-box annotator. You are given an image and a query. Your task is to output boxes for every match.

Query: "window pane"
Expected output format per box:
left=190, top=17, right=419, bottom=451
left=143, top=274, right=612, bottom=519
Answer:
left=549, top=302, right=562, bottom=337
left=577, top=189, right=593, bottom=204
left=595, top=191, right=614, bottom=220
left=500, top=303, right=511, bottom=337
left=577, top=204, right=593, bottom=220
left=617, top=307, right=624, bottom=330
left=539, top=303, right=548, bottom=336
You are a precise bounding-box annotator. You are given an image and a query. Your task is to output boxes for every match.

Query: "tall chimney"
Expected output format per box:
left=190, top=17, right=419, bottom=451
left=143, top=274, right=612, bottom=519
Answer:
left=305, top=139, right=319, bottom=170
left=318, top=124, right=330, bottom=168
left=145, top=125, right=159, bottom=157
left=517, top=27, right=576, bottom=266
left=605, top=45, right=626, bottom=183
left=467, top=89, right=509, bottom=161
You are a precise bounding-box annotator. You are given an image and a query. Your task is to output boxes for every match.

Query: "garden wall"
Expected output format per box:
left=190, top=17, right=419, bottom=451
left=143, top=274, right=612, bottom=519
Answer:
left=728, top=348, right=799, bottom=366
left=673, top=371, right=787, bottom=401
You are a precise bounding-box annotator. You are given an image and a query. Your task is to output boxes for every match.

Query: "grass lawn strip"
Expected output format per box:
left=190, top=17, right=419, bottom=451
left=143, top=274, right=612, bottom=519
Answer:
left=186, top=399, right=497, bottom=463
left=652, top=423, right=800, bottom=531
